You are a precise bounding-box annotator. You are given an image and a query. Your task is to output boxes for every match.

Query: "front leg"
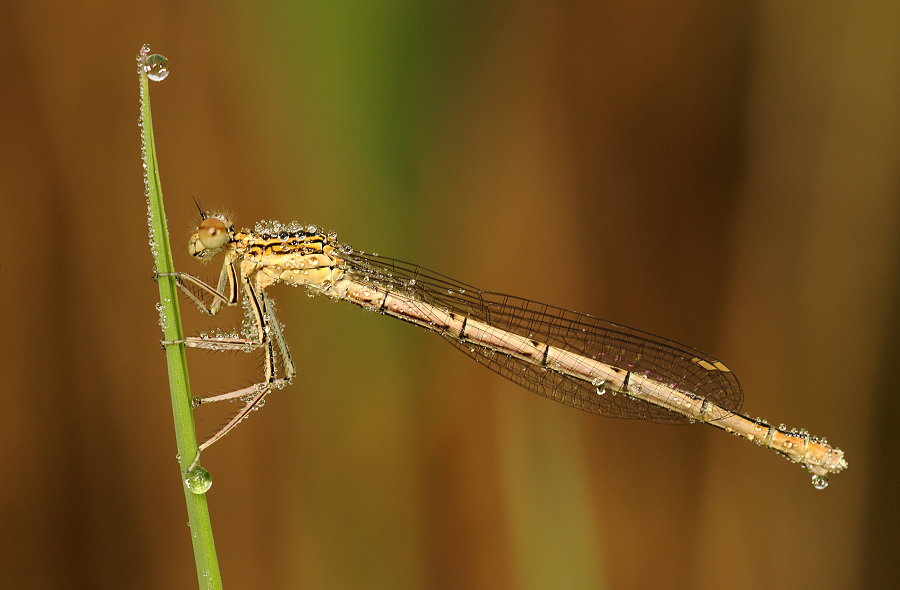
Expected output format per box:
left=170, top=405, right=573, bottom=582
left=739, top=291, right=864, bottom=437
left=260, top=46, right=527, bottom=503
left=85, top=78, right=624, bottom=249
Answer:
left=156, top=254, right=239, bottom=316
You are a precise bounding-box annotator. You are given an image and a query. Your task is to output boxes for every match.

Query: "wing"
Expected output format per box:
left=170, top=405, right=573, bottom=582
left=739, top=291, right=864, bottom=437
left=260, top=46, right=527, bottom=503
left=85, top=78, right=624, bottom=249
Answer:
left=333, top=250, right=743, bottom=424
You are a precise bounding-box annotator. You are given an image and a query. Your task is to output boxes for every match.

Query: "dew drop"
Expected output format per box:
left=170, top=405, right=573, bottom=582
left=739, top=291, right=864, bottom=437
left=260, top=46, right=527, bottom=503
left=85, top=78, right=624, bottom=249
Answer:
left=184, top=465, right=212, bottom=494
left=811, top=474, right=829, bottom=490
left=145, top=54, right=170, bottom=81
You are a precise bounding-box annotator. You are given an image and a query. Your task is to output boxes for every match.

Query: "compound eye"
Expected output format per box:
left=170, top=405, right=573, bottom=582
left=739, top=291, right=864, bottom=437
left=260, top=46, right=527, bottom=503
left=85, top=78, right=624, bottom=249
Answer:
left=198, top=217, right=229, bottom=249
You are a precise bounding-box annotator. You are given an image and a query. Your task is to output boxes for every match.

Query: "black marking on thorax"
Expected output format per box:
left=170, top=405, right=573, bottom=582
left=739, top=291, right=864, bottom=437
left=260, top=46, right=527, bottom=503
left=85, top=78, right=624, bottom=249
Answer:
left=239, top=230, right=329, bottom=259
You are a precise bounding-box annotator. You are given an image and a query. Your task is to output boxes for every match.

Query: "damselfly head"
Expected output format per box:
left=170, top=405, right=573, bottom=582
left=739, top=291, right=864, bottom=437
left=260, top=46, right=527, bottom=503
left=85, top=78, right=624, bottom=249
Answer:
left=189, top=214, right=233, bottom=260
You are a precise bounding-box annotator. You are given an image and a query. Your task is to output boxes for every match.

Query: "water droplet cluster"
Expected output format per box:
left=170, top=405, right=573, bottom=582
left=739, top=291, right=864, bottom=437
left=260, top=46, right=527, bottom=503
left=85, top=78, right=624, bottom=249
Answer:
left=251, top=219, right=323, bottom=238
left=137, top=45, right=170, bottom=271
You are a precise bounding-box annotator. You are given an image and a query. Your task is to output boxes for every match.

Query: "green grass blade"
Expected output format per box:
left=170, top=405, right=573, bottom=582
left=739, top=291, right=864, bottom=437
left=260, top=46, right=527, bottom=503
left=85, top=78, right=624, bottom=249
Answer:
left=138, top=44, right=223, bottom=590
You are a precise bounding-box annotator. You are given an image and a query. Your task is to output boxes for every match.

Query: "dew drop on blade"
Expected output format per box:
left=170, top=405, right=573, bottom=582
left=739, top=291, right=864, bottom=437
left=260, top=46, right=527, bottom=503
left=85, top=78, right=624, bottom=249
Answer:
left=145, top=54, right=170, bottom=81
left=185, top=465, right=212, bottom=494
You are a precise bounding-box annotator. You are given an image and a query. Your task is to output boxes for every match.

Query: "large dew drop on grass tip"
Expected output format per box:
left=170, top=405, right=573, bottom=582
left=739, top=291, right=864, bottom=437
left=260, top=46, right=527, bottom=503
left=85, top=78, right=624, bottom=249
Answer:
left=145, top=54, right=170, bottom=81
left=185, top=465, right=212, bottom=494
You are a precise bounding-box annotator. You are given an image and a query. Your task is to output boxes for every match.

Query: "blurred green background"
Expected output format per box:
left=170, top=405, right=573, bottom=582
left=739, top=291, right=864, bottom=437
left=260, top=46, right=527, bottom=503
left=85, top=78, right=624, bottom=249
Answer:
left=2, top=2, right=898, bottom=589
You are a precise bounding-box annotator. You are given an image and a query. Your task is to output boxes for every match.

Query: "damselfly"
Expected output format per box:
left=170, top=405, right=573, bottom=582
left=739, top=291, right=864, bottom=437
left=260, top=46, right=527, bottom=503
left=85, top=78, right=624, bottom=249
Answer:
left=160, top=212, right=847, bottom=488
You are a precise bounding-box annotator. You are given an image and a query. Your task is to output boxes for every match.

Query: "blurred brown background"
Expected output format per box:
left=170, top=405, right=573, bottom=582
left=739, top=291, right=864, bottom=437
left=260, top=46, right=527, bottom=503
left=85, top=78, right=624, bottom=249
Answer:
left=2, top=2, right=897, bottom=589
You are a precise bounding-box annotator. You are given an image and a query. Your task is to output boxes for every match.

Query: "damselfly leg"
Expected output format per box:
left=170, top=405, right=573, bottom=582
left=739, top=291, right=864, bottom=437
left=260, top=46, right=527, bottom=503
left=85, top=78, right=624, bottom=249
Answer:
left=158, top=256, right=295, bottom=471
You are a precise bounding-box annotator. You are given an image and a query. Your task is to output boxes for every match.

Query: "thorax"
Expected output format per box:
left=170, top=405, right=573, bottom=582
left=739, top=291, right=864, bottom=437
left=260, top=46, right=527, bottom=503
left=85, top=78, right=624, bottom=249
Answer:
left=232, top=225, right=344, bottom=291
